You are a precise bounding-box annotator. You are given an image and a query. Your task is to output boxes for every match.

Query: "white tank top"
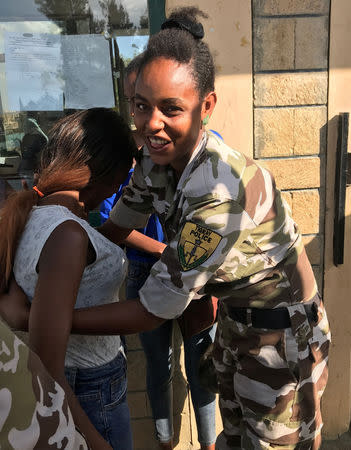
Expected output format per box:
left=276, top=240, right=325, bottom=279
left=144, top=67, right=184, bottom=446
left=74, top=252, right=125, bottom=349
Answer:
left=14, top=205, right=126, bottom=368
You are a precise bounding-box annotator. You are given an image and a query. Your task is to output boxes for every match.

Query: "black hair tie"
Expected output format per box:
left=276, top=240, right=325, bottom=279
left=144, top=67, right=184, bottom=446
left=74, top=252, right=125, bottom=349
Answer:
left=161, top=18, right=204, bottom=39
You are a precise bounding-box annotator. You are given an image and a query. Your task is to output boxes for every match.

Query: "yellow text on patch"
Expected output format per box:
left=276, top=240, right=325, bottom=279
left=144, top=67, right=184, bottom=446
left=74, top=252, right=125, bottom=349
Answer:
left=178, top=222, right=222, bottom=271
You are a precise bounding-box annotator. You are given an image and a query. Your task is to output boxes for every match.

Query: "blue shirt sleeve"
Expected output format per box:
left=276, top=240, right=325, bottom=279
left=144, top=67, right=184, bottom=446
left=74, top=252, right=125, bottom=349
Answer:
left=100, top=169, right=134, bottom=224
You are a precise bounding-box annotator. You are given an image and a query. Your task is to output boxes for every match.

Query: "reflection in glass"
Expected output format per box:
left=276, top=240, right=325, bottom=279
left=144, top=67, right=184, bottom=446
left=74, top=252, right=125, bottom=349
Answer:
left=0, top=0, right=149, bottom=185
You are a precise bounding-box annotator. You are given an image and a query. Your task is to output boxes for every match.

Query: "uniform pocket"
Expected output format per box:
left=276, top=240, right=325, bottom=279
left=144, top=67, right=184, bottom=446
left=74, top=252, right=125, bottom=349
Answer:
left=285, top=300, right=330, bottom=428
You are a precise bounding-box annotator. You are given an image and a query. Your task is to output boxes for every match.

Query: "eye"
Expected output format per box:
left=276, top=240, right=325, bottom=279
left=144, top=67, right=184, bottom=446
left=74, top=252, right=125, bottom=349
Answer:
left=163, top=105, right=182, bottom=116
left=135, top=102, right=149, bottom=112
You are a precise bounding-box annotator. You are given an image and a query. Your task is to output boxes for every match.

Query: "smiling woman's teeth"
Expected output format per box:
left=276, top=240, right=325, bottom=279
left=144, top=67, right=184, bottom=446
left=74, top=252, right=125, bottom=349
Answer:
left=149, top=136, right=169, bottom=147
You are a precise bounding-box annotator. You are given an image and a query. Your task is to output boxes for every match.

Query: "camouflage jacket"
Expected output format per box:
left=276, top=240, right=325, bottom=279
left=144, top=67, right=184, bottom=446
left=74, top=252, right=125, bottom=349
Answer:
left=0, top=319, right=88, bottom=449
left=110, top=131, right=317, bottom=319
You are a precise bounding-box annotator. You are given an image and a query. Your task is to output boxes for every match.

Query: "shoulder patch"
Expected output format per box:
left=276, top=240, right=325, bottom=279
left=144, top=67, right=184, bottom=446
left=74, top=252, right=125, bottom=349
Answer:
left=178, top=222, right=222, bottom=271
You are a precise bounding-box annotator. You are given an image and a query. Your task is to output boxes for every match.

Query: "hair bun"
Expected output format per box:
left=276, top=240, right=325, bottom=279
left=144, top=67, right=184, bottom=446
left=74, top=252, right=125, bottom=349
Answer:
left=161, top=17, right=204, bottom=39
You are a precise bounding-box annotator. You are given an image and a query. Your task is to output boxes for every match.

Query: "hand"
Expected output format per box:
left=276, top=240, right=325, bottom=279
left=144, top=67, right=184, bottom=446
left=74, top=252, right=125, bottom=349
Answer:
left=0, top=277, right=30, bottom=330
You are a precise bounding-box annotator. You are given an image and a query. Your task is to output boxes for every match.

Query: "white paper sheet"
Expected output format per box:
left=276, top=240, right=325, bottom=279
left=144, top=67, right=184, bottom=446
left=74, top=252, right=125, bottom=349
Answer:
left=62, top=34, right=114, bottom=109
left=4, top=32, right=63, bottom=111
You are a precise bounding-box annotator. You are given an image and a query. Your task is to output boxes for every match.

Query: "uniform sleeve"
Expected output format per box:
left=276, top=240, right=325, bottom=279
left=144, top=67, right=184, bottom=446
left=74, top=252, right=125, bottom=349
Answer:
left=139, top=196, right=256, bottom=319
left=109, top=162, right=154, bottom=229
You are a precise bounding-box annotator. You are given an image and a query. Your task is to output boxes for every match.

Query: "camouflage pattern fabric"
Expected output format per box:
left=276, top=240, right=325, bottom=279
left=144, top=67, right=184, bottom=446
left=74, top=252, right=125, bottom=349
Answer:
left=0, top=319, right=89, bottom=450
left=110, top=131, right=330, bottom=448
left=110, top=131, right=318, bottom=317
left=213, top=294, right=330, bottom=449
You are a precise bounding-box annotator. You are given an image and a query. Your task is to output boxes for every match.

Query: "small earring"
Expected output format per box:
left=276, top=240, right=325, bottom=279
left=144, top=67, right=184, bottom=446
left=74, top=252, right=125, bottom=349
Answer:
left=202, top=114, right=209, bottom=126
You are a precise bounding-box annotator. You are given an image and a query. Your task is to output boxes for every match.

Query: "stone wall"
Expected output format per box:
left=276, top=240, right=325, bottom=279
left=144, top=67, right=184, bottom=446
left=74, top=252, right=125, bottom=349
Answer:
left=252, top=0, right=330, bottom=290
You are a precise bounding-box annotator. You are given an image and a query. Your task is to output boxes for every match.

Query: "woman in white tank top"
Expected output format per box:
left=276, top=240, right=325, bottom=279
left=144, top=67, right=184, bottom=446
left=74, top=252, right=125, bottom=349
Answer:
left=0, top=108, right=138, bottom=450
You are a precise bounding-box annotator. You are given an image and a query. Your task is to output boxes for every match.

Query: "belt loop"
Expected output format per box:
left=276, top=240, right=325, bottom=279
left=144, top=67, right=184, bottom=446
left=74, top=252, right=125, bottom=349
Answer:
left=286, top=304, right=313, bottom=345
left=246, top=308, right=252, bottom=327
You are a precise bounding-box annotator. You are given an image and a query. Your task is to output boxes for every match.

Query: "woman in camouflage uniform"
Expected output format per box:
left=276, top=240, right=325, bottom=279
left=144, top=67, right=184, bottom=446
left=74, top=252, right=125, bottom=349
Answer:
left=3, top=7, right=331, bottom=450
left=70, top=7, right=331, bottom=449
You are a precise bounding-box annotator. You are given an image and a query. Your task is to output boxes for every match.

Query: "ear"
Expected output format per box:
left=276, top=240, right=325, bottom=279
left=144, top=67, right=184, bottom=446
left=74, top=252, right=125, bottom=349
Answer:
left=201, top=91, right=217, bottom=121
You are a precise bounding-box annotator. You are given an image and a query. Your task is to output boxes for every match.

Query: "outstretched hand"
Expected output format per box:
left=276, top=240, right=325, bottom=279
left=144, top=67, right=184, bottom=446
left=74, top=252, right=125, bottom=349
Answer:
left=0, top=277, right=30, bottom=330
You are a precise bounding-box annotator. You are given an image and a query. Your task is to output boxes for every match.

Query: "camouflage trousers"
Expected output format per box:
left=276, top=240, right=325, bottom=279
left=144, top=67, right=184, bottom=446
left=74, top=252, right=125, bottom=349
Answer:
left=212, top=297, right=331, bottom=450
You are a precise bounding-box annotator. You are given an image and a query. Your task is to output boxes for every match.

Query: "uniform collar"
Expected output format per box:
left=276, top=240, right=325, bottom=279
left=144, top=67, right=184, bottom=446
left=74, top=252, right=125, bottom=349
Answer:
left=176, top=131, right=208, bottom=191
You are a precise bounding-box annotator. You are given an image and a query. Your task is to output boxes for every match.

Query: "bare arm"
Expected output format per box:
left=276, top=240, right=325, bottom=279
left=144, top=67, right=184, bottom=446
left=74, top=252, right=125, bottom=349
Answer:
left=71, top=297, right=165, bottom=335
left=0, top=223, right=166, bottom=336
left=30, top=221, right=112, bottom=450
left=97, top=219, right=132, bottom=245
left=0, top=273, right=165, bottom=337
left=99, top=219, right=166, bottom=258
left=122, top=229, right=166, bottom=258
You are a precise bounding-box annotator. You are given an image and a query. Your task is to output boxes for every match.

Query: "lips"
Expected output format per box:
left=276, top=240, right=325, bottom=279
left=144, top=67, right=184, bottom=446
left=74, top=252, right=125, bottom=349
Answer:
left=148, top=136, right=171, bottom=151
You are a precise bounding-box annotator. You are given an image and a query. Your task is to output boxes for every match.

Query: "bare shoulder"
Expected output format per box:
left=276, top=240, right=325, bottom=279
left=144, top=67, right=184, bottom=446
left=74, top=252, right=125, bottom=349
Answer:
left=48, top=219, right=88, bottom=248
left=39, top=220, right=89, bottom=269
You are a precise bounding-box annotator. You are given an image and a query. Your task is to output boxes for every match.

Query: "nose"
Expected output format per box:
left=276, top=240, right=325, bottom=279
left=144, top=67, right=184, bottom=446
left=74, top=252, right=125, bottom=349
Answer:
left=146, top=107, right=164, bottom=132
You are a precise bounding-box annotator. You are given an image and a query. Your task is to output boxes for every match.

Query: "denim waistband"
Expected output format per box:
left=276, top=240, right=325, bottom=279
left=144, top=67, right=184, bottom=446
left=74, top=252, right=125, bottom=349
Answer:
left=65, top=350, right=126, bottom=383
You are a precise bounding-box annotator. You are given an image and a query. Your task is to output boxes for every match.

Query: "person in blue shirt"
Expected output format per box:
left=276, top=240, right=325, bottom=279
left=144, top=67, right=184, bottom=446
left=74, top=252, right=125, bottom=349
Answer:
left=100, top=55, right=221, bottom=450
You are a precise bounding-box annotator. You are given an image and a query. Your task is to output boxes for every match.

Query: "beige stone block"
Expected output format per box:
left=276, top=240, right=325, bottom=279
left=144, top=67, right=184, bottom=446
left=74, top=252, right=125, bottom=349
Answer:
left=303, top=235, right=322, bottom=265
left=254, top=106, right=327, bottom=157
left=262, top=157, right=320, bottom=190
left=255, top=108, right=294, bottom=157
left=127, top=350, right=147, bottom=391
left=128, top=391, right=149, bottom=419
left=254, top=72, right=328, bottom=106
left=294, top=106, right=327, bottom=155
left=254, top=18, right=295, bottom=71
left=281, top=191, right=293, bottom=212
left=295, top=17, right=329, bottom=69
left=291, top=189, right=320, bottom=234
left=253, top=0, right=329, bottom=15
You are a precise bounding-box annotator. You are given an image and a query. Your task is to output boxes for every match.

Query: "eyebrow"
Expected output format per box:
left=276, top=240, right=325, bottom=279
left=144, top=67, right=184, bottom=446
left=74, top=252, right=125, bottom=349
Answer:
left=134, top=93, right=183, bottom=105
left=134, top=93, right=147, bottom=101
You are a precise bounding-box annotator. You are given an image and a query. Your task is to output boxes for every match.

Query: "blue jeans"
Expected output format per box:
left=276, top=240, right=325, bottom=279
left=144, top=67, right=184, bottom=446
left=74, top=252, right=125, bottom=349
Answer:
left=127, top=259, right=217, bottom=446
left=65, top=352, right=133, bottom=450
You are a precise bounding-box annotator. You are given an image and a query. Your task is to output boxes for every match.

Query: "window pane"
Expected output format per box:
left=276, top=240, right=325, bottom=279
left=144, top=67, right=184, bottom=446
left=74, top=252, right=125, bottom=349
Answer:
left=0, top=0, right=149, bottom=192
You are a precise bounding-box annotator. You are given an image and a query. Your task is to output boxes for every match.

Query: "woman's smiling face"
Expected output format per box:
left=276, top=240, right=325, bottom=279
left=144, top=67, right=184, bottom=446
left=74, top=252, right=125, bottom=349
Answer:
left=134, top=57, right=212, bottom=176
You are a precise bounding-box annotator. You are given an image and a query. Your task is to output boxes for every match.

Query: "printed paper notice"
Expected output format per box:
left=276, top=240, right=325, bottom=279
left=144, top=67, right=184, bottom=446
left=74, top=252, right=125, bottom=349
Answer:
left=4, top=32, right=63, bottom=111
left=62, top=34, right=114, bottom=109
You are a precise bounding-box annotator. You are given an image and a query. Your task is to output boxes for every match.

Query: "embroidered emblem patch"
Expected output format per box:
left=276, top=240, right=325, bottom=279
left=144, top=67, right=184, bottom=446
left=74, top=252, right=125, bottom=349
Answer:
left=178, top=222, right=222, bottom=271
